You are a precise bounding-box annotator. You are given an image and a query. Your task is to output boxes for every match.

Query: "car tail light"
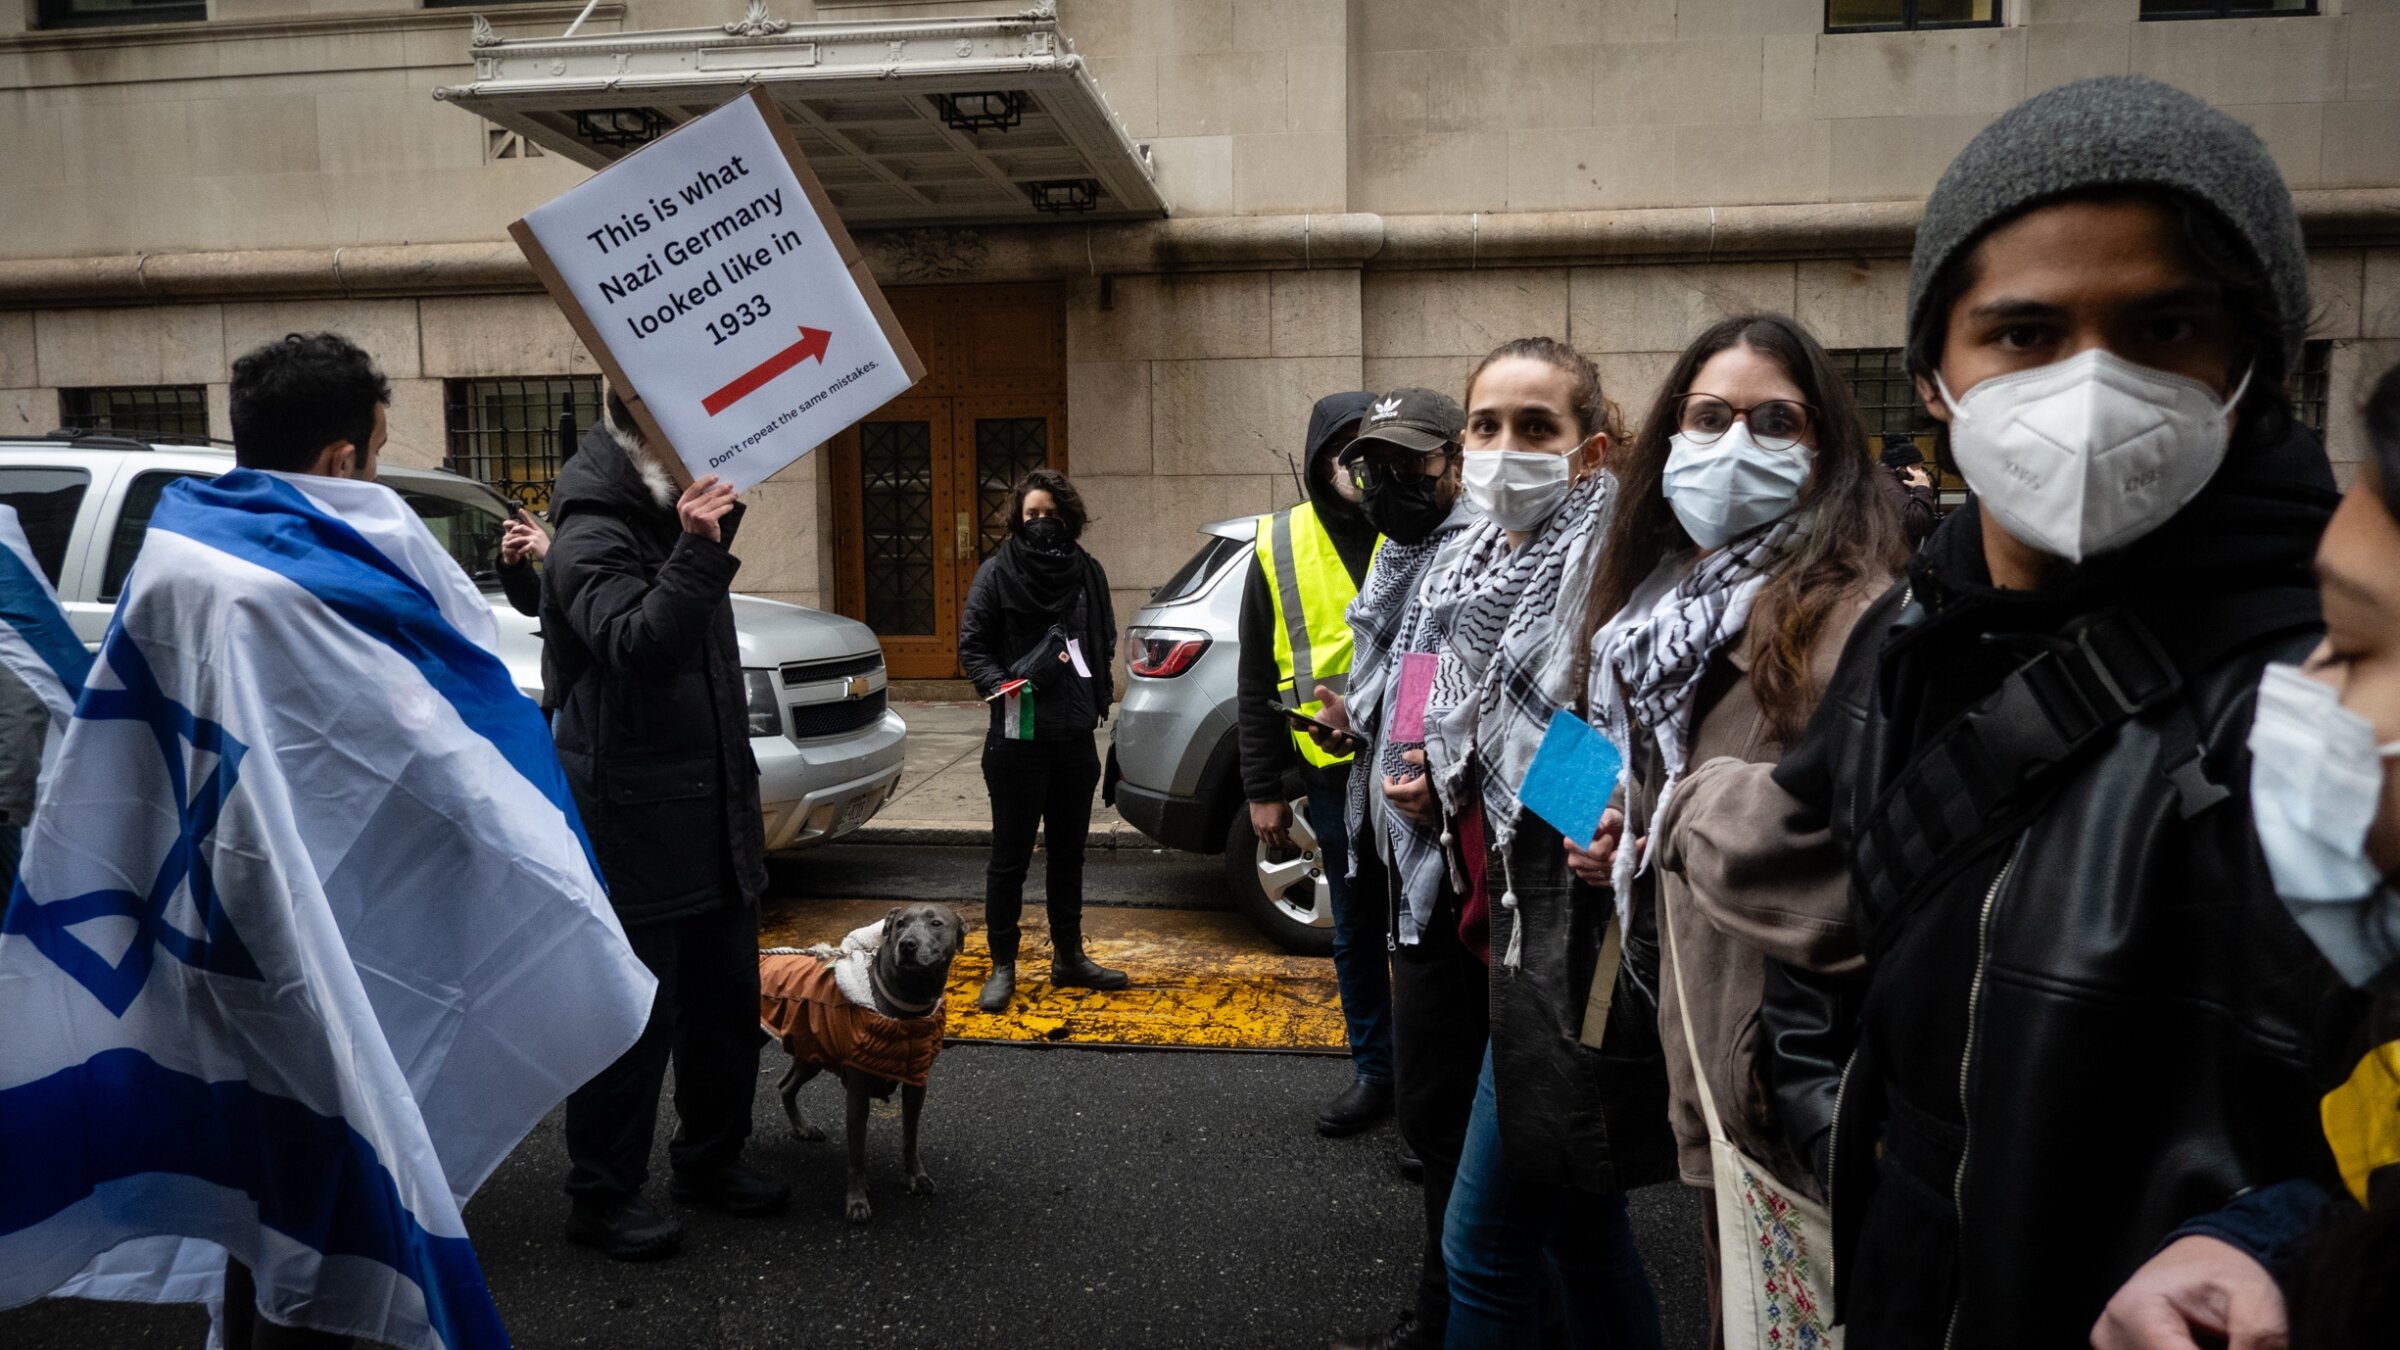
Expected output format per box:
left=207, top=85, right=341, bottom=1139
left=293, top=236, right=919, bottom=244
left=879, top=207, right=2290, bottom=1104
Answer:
left=1128, top=627, right=1210, bottom=679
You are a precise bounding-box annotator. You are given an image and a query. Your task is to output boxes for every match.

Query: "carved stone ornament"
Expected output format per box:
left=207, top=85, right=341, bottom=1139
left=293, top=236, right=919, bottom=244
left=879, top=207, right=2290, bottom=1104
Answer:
left=954, top=37, right=972, bottom=58
left=1021, top=0, right=1057, bottom=18
left=475, top=56, right=498, bottom=80
left=865, top=228, right=990, bottom=283
left=723, top=0, right=791, bottom=38
left=469, top=13, right=499, bottom=47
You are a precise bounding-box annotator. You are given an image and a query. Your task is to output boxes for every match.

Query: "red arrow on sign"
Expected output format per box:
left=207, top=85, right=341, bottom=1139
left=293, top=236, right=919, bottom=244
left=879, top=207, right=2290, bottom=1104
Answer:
left=702, top=325, right=832, bottom=417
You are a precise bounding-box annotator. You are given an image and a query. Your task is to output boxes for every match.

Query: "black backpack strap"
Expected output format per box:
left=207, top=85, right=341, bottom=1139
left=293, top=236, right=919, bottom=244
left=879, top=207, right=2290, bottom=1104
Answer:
left=1854, top=608, right=2181, bottom=952
left=1853, top=590, right=2319, bottom=955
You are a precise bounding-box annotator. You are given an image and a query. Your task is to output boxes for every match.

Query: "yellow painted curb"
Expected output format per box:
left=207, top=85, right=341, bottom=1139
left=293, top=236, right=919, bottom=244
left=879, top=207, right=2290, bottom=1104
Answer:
left=760, top=899, right=1348, bottom=1054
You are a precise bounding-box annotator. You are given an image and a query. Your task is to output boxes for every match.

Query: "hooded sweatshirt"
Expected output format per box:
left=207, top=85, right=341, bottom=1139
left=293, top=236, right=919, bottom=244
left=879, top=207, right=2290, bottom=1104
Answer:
left=1237, top=392, right=1379, bottom=802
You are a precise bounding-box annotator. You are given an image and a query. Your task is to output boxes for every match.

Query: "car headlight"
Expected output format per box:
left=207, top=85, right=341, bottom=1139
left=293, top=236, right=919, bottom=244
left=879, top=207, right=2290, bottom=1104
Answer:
left=742, top=669, right=781, bottom=737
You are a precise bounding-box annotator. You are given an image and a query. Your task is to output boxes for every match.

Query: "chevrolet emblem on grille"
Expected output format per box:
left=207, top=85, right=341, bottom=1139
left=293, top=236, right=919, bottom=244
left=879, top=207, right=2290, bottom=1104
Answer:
left=845, top=675, right=871, bottom=700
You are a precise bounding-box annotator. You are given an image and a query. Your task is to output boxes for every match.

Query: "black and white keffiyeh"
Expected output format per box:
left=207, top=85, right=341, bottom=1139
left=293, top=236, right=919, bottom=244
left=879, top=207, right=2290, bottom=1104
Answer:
left=1412, top=473, right=1616, bottom=964
left=1422, top=471, right=1616, bottom=843
left=1342, top=502, right=1477, bottom=940
left=1588, top=512, right=1806, bottom=916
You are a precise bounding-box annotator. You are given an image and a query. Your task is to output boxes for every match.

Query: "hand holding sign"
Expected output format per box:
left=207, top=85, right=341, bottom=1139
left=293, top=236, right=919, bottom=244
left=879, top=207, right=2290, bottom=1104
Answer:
left=677, top=475, right=739, bottom=542
left=1517, top=710, right=1625, bottom=860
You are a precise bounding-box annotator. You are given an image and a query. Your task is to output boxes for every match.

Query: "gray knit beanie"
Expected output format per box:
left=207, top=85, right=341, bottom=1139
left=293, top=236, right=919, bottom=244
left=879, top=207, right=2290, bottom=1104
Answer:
left=1908, top=76, right=2308, bottom=370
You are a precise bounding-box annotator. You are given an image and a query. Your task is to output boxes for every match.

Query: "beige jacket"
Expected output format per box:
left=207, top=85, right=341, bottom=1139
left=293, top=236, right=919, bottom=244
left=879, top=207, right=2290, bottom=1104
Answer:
left=1630, top=579, right=1887, bottom=1193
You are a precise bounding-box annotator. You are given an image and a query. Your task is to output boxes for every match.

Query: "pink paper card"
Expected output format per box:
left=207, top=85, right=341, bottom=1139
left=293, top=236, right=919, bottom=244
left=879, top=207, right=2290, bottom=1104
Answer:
left=1392, top=652, right=1438, bottom=743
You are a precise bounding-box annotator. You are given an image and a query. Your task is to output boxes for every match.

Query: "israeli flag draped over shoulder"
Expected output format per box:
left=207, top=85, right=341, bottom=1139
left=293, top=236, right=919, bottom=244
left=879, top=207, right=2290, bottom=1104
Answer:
left=0, top=502, right=93, bottom=743
left=0, top=469, right=657, bottom=1349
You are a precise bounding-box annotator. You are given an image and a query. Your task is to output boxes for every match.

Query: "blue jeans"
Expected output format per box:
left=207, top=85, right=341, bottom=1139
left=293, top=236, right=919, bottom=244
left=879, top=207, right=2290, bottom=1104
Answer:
left=1307, top=785, right=1392, bottom=1086
left=1442, top=1048, right=1663, bottom=1350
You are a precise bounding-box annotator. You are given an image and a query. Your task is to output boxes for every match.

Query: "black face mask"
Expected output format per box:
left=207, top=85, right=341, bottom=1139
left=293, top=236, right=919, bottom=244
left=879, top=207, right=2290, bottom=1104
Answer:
left=1018, top=515, right=1075, bottom=555
left=1360, top=470, right=1450, bottom=545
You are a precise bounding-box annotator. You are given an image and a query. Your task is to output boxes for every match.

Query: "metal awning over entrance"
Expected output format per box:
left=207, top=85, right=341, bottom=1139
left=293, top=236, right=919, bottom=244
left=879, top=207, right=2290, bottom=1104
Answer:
left=434, top=1, right=1163, bottom=227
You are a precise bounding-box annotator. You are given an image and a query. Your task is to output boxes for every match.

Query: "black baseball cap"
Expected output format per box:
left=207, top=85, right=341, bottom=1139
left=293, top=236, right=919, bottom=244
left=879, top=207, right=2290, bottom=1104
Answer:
left=1880, top=433, right=1926, bottom=469
left=1340, top=387, right=1467, bottom=462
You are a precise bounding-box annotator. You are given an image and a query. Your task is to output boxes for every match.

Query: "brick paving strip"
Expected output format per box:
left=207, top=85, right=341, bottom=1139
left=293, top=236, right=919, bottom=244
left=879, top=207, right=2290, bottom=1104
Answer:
left=759, top=897, right=1346, bottom=1055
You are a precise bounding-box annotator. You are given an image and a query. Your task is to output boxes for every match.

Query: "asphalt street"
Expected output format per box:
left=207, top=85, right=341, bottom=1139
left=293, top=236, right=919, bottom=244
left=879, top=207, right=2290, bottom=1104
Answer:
left=1, top=845, right=1711, bottom=1350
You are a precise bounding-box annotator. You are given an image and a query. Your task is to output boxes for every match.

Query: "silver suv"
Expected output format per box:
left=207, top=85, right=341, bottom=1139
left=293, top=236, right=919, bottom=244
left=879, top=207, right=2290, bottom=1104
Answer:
left=1110, top=517, right=1335, bottom=956
left=2, top=431, right=906, bottom=852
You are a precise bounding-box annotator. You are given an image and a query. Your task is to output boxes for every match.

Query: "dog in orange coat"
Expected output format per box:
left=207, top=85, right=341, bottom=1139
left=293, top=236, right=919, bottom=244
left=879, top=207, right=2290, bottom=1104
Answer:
left=759, top=903, right=965, bottom=1223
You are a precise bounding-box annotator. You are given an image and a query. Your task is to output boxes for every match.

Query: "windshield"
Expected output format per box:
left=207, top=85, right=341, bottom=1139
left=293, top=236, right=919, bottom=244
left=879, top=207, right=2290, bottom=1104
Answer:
left=391, top=479, right=513, bottom=589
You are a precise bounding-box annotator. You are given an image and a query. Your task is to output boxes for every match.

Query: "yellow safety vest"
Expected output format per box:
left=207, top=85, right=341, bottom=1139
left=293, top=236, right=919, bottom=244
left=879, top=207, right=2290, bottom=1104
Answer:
left=2323, top=1037, right=2400, bottom=1209
left=1254, top=501, right=1374, bottom=769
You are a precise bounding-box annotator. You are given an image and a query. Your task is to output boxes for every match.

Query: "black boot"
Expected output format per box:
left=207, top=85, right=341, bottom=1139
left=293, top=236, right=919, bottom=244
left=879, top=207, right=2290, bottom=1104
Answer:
left=1317, top=1078, right=1394, bottom=1136
left=1329, top=1310, right=1434, bottom=1350
left=564, top=1193, right=683, bottom=1261
left=977, top=962, right=1016, bottom=1012
left=668, top=1159, right=790, bottom=1216
left=1049, top=930, right=1128, bottom=990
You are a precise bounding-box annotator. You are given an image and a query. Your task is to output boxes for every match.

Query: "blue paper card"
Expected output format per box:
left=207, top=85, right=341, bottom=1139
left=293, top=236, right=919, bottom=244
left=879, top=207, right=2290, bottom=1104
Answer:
left=1517, top=709, right=1624, bottom=848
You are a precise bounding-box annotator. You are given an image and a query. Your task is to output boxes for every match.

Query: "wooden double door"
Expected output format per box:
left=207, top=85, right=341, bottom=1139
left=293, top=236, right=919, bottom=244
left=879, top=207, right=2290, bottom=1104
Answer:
left=829, top=283, right=1067, bottom=679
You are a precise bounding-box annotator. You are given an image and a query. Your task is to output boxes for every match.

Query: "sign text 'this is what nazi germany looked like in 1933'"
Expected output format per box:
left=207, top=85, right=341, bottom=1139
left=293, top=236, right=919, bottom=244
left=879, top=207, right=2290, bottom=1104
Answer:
left=510, top=90, right=921, bottom=493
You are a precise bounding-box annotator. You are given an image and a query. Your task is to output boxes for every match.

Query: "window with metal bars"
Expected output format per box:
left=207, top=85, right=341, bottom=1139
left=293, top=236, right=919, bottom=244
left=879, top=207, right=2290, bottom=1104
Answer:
left=1829, top=347, right=1960, bottom=490
left=1827, top=0, right=1998, bottom=31
left=858, top=419, right=938, bottom=637
left=975, top=418, right=1052, bottom=562
left=57, top=385, right=212, bottom=443
left=37, top=0, right=203, bottom=29
left=443, top=377, right=599, bottom=511
left=2138, top=0, right=2311, bottom=18
left=2292, top=340, right=2332, bottom=433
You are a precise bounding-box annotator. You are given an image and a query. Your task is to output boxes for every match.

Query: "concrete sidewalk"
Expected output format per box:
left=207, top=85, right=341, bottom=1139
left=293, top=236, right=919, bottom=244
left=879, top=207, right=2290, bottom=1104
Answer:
left=849, top=700, right=1147, bottom=848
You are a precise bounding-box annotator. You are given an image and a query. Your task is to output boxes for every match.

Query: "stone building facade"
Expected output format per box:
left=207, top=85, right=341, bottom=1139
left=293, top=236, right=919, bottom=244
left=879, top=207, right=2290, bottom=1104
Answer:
left=2, top=0, right=2395, bottom=674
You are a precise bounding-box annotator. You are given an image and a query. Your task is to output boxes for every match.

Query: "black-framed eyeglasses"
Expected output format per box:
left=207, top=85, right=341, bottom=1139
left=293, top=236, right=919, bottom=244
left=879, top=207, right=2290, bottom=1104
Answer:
left=1347, top=445, right=1459, bottom=491
left=1673, top=395, right=1815, bottom=452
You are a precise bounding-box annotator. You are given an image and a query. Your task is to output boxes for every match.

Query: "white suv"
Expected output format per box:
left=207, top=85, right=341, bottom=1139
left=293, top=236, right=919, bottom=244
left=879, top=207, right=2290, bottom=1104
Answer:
left=2, top=430, right=906, bottom=852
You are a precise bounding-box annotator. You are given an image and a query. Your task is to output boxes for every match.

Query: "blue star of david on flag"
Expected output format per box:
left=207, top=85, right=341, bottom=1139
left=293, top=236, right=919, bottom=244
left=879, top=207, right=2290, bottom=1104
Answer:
left=1, top=629, right=259, bottom=1016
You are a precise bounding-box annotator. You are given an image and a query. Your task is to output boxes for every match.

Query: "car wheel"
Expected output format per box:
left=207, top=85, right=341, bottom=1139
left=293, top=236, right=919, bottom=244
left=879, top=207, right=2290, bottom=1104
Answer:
left=1224, top=796, right=1337, bottom=958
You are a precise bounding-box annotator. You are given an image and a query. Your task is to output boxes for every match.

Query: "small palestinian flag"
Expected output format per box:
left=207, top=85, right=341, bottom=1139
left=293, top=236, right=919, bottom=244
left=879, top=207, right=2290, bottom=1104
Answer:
left=996, top=678, right=1035, bottom=740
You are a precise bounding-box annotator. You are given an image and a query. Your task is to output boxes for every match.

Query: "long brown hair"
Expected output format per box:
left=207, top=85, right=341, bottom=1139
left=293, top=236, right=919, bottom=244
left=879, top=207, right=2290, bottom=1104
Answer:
left=1588, top=312, right=1905, bottom=743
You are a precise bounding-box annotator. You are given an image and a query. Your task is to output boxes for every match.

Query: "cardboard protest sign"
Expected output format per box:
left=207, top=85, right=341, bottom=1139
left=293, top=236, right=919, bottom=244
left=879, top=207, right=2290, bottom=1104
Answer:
left=510, top=88, right=924, bottom=491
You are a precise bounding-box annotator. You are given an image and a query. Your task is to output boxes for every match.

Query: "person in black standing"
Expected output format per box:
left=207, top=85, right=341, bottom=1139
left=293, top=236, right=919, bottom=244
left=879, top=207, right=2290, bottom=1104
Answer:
left=1878, top=433, right=1939, bottom=548
left=545, top=391, right=788, bottom=1261
left=963, top=468, right=1127, bottom=1011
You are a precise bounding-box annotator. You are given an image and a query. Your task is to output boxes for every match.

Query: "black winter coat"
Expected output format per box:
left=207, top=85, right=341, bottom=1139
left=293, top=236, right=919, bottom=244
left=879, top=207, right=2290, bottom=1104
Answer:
left=1761, top=458, right=2366, bottom=1347
left=958, top=545, right=1116, bottom=741
left=541, top=427, right=766, bottom=925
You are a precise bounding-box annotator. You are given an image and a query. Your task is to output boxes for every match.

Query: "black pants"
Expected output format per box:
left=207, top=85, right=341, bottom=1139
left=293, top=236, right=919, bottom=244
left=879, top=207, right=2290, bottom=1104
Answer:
left=981, top=732, right=1101, bottom=963
left=563, top=898, right=760, bottom=1201
left=1387, top=855, right=1491, bottom=1342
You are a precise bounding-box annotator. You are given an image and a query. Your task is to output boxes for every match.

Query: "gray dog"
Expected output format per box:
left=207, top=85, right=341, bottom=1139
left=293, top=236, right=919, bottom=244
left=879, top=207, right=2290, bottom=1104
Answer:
left=760, top=903, right=965, bottom=1224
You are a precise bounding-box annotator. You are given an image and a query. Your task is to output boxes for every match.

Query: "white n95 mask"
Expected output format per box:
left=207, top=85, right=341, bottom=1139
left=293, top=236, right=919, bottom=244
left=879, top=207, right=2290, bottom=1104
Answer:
left=2247, top=662, right=2400, bottom=986
left=1463, top=449, right=1574, bottom=532
left=1661, top=423, right=1812, bottom=548
left=1938, top=349, right=2248, bottom=563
